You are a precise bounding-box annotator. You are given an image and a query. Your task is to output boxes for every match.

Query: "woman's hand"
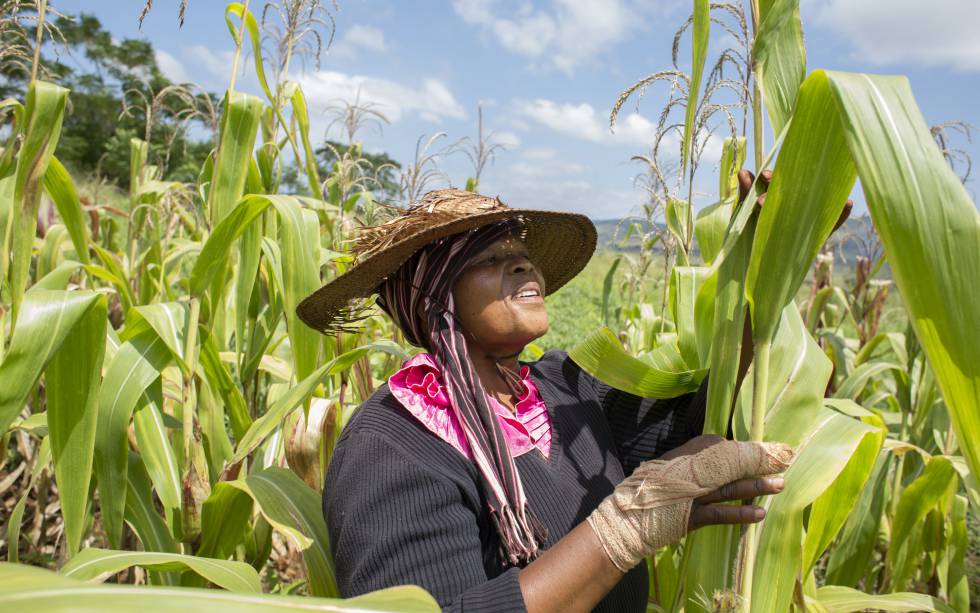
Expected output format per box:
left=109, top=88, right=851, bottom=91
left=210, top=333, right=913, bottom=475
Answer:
left=736, top=167, right=853, bottom=232
left=659, top=434, right=785, bottom=530
left=586, top=437, right=794, bottom=573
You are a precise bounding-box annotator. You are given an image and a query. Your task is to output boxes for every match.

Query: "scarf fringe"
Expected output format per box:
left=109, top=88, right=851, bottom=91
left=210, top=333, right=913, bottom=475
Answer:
left=492, top=503, right=549, bottom=566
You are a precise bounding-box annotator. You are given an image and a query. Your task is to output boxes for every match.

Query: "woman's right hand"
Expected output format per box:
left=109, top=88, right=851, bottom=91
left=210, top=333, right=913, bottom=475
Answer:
left=585, top=436, right=794, bottom=572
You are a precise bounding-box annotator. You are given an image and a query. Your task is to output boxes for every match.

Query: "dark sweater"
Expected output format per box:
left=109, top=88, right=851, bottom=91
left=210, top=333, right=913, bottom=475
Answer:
left=323, top=350, right=707, bottom=612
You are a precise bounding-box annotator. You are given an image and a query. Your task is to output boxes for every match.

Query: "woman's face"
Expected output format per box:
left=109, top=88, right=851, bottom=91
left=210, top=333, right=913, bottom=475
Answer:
left=451, top=234, right=549, bottom=357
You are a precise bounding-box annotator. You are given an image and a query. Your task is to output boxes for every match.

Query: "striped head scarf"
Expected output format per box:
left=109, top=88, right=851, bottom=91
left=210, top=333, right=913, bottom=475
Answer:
left=376, top=219, right=548, bottom=566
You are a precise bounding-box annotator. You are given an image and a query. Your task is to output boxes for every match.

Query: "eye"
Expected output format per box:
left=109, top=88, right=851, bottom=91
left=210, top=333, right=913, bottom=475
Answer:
left=481, top=254, right=499, bottom=265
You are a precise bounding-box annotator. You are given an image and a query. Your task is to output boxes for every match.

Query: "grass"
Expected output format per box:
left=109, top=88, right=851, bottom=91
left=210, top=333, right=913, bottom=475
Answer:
left=537, top=251, right=626, bottom=352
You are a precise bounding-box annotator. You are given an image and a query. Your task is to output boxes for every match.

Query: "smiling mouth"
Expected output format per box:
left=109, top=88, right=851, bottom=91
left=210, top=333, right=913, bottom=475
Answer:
left=512, top=284, right=543, bottom=302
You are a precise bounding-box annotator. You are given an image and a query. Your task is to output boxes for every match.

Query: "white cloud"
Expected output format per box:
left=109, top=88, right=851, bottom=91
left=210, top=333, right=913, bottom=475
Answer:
left=479, top=147, right=638, bottom=217
left=330, top=24, right=388, bottom=59
left=297, top=71, right=466, bottom=127
left=452, top=0, right=643, bottom=73
left=804, top=0, right=980, bottom=72
left=516, top=99, right=657, bottom=146
left=155, top=49, right=188, bottom=83
left=185, top=45, right=237, bottom=81
left=492, top=129, right=522, bottom=148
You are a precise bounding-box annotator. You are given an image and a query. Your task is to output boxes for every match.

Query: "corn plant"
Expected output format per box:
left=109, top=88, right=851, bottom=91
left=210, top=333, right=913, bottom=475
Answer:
left=572, top=1, right=978, bottom=612
left=0, top=1, right=435, bottom=610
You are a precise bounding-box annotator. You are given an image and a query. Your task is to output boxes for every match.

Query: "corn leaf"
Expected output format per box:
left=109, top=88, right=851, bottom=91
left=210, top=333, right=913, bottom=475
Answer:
left=822, top=70, right=980, bottom=491
left=802, top=405, right=882, bottom=574
left=226, top=467, right=336, bottom=597
left=735, top=305, right=832, bottom=447
left=753, top=0, right=806, bottom=135
left=42, top=156, right=91, bottom=265
left=0, top=563, right=439, bottom=612
left=132, top=381, right=181, bottom=518
left=208, top=91, right=263, bottom=227
left=570, top=327, right=705, bottom=398
left=8, top=81, right=68, bottom=325
left=669, top=266, right=711, bottom=368
left=745, top=71, right=856, bottom=344
left=198, top=483, right=254, bottom=560
left=45, top=292, right=107, bottom=556
left=824, top=451, right=890, bottom=587
left=95, top=329, right=172, bottom=548
left=124, top=452, right=179, bottom=555
left=233, top=342, right=405, bottom=461
left=681, top=0, right=709, bottom=173
left=750, top=409, right=883, bottom=613
left=60, top=548, right=261, bottom=594
left=702, top=210, right=757, bottom=434
left=694, top=199, right=733, bottom=266
left=886, top=455, right=958, bottom=591
left=814, top=585, right=955, bottom=613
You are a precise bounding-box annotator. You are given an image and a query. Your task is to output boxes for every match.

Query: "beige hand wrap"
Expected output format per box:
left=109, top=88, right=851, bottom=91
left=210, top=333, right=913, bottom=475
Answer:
left=586, top=440, right=795, bottom=572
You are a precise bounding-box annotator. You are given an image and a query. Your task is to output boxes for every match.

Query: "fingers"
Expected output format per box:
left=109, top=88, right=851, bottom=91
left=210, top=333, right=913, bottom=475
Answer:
left=689, top=502, right=765, bottom=530
left=736, top=168, right=772, bottom=209
left=737, top=169, right=754, bottom=204
left=758, top=169, right=772, bottom=188
left=696, top=476, right=784, bottom=505
left=832, top=199, right=853, bottom=233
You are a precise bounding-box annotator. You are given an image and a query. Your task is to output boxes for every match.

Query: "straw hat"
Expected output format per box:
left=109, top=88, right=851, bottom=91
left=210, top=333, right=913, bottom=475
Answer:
left=296, top=188, right=597, bottom=334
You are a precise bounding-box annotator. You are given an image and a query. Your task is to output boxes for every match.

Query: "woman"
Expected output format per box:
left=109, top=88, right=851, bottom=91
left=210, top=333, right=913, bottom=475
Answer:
left=296, top=188, right=793, bottom=612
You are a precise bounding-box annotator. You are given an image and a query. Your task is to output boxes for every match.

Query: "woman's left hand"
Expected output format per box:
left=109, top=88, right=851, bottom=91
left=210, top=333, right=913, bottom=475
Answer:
left=657, top=434, right=786, bottom=530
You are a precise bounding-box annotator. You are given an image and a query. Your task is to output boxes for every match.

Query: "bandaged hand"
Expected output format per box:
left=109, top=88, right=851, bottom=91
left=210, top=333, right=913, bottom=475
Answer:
left=586, top=437, right=795, bottom=572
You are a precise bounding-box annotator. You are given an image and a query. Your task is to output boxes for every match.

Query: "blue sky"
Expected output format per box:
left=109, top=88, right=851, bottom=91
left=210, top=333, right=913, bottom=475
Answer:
left=56, top=0, right=979, bottom=219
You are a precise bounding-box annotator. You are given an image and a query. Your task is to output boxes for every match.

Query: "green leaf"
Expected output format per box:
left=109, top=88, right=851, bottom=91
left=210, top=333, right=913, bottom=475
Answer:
left=825, top=451, right=890, bottom=586
left=753, top=0, right=806, bottom=135
left=694, top=199, right=733, bottom=266
left=283, top=81, right=323, bottom=196
left=124, top=452, right=179, bottom=559
left=9, top=81, right=68, bottom=326
left=681, top=0, right=709, bottom=173
left=42, top=156, right=91, bottom=265
left=45, top=293, right=107, bottom=555
left=886, top=455, right=958, bottom=590
left=600, top=255, right=622, bottom=326
left=95, top=330, right=173, bottom=548
left=718, top=136, right=747, bottom=201
left=569, top=327, right=705, bottom=398
left=198, top=483, right=254, bottom=560
left=822, top=70, right=980, bottom=492
left=1, top=563, right=440, bottom=612
left=226, top=467, right=337, bottom=596
left=670, top=266, right=711, bottom=368
left=132, top=381, right=181, bottom=517
left=0, top=289, right=103, bottom=435
left=702, top=210, right=757, bottom=434
left=801, top=408, right=882, bottom=574
left=745, top=71, right=856, bottom=344
left=233, top=342, right=405, bottom=461
left=60, top=548, right=261, bottom=593
left=198, top=330, right=251, bottom=441
left=735, top=305, right=832, bottom=447
left=814, top=585, right=955, bottom=613
left=750, top=410, right=883, bottom=613
left=208, top=92, right=263, bottom=227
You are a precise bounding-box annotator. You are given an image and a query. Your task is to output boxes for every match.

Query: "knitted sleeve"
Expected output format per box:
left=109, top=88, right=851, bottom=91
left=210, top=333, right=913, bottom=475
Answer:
left=324, top=431, right=528, bottom=613
left=566, top=354, right=708, bottom=477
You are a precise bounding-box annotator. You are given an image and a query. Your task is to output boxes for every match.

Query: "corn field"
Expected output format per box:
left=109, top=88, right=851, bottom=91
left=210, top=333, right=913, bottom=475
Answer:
left=0, top=1, right=977, bottom=612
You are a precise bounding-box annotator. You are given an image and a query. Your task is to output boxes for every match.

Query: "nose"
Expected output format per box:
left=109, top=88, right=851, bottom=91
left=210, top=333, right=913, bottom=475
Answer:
left=509, top=255, right=535, bottom=275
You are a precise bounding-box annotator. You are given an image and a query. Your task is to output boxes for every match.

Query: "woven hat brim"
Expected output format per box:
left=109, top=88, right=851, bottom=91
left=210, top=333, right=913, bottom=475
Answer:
left=296, top=208, right=597, bottom=333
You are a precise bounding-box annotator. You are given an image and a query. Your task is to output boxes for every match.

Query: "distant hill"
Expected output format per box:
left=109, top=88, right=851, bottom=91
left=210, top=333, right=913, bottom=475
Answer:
left=591, top=215, right=880, bottom=269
